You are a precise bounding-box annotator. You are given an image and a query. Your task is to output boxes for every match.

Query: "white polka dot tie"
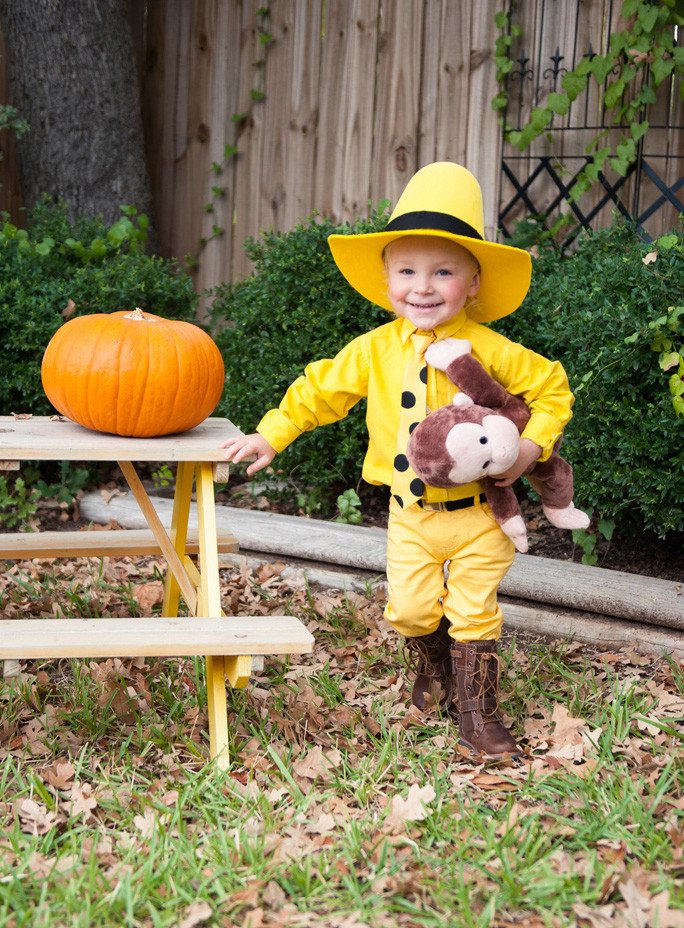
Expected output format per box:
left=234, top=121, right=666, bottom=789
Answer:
left=391, top=332, right=435, bottom=508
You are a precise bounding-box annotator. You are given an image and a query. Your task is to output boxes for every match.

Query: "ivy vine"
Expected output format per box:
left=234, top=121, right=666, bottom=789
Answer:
left=189, top=4, right=273, bottom=267
left=493, top=0, right=684, bottom=206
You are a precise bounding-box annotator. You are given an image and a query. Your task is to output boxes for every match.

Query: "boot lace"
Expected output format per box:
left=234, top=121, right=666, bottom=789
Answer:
left=403, top=625, right=452, bottom=677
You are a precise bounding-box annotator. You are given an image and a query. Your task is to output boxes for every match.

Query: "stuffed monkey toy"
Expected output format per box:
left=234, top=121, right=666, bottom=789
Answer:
left=406, top=339, right=590, bottom=553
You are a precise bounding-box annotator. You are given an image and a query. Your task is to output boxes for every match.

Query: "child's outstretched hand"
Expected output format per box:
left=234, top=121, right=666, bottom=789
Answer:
left=219, top=433, right=276, bottom=476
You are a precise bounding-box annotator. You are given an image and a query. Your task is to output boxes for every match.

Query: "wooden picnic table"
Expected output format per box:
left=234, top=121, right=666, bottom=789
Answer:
left=0, top=416, right=313, bottom=769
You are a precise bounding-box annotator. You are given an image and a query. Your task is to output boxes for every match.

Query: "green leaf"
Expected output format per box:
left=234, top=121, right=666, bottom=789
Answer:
left=590, top=55, right=614, bottom=83
left=616, top=136, right=635, bottom=160
left=546, top=92, right=570, bottom=115
left=250, top=89, right=265, bottom=100
left=494, top=10, right=508, bottom=28
left=530, top=107, right=553, bottom=131
left=670, top=372, right=684, bottom=396
left=562, top=71, right=587, bottom=100
left=630, top=119, right=649, bottom=141
left=604, top=77, right=625, bottom=108
left=597, top=518, right=615, bottom=541
left=637, top=4, right=659, bottom=32
left=621, top=0, right=640, bottom=17
left=660, top=350, right=681, bottom=370
left=651, top=55, right=674, bottom=85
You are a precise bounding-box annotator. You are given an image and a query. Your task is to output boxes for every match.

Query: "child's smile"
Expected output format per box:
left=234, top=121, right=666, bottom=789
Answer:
left=385, top=236, right=481, bottom=330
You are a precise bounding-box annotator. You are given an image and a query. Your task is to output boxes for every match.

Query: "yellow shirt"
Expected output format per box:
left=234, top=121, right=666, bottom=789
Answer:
left=257, top=310, right=574, bottom=502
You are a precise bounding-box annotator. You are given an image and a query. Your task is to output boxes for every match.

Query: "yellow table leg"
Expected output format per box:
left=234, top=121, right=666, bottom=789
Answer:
left=162, top=461, right=195, bottom=617
left=196, top=462, right=231, bottom=769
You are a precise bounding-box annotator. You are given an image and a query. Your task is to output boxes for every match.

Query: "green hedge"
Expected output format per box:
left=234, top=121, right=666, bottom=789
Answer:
left=209, top=209, right=390, bottom=509
left=0, top=200, right=199, bottom=417
left=496, top=222, right=684, bottom=537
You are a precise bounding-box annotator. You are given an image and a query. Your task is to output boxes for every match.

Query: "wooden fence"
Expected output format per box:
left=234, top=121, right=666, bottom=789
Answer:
left=0, top=0, right=682, bottom=301
left=133, top=0, right=507, bottom=297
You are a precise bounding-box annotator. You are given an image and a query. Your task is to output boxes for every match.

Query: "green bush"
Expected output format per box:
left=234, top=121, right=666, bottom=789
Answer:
left=208, top=208, right=391, bottom=509
left=496, top=221, right=684, bottom=537
left=0, top=200, right=199, bottom=417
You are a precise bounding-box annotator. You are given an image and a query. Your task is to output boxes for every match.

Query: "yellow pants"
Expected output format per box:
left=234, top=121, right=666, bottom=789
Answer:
left=384, top=496, right=515, bottom=642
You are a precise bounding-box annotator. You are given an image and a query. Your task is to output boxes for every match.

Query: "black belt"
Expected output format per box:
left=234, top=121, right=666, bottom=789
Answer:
left=417, top=493, right=486, bottom=512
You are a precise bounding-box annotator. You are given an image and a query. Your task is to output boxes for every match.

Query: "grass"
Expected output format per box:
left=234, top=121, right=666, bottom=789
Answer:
left=0, top=554, right=682, bottom=928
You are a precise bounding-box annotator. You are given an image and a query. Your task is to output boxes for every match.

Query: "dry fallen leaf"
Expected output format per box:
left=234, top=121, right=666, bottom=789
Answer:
left=68, top=783, right=98, bottom=821
left=131, top=580, right=165, bottom=613
left=16, top=798, right=63, bottom=836
left=178, top=901, right=213, bottom=928
left=386, top=783, right=436, bottom=830
left=62, top=299, right=77, bottom=320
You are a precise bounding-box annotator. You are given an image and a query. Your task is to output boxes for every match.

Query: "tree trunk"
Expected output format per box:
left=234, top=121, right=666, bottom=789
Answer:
left=0, top=0, right=156, bottom=237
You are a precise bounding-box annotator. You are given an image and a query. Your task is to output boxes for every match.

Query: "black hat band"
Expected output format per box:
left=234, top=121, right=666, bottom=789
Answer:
left=384, top=210, right=483, bottom=241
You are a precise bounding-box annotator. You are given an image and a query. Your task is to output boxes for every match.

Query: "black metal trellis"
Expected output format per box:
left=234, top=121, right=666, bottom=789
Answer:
left=498, top=0, right=684, bottom=244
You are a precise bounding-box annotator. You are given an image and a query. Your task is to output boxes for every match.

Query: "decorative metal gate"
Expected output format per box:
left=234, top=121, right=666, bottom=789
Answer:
left=498, top=0, right=684, bottom=243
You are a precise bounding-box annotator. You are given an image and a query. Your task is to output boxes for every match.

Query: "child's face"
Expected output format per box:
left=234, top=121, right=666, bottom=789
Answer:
left=385, top=236, right=481, bottom=330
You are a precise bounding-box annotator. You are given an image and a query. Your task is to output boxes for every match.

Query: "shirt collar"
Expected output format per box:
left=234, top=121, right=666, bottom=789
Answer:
left=398, top=309, right=469, bottom=344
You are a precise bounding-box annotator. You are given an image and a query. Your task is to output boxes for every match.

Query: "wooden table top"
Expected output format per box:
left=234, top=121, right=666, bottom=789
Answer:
left=0, top=416, right=243, bottom=462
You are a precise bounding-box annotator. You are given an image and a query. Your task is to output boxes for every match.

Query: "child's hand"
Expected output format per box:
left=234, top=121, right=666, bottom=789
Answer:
left=493, top=437, right=541, bottom=487
left=219, top=433, right=276, bottom=475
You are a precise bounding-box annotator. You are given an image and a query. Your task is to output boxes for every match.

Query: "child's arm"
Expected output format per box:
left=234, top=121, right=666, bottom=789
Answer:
left=219, top=433, right=276, bottom=476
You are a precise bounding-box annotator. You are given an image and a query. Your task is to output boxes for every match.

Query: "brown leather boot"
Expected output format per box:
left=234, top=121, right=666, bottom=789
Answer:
left=451, top=639, right=521, bottom=759
left=404, top=616, right=454, bottom=710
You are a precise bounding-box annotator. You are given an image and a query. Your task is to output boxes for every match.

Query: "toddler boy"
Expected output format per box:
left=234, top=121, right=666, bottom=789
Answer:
left=221, top=162, right=575, bottom=759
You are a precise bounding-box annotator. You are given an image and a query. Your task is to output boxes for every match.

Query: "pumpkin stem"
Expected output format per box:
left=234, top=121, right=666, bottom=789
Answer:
left=125, top=307, right=147, bottom=321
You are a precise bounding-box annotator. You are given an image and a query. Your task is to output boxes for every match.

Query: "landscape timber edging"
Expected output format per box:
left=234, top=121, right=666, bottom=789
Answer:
left=77, top=491, right=684, bottom=658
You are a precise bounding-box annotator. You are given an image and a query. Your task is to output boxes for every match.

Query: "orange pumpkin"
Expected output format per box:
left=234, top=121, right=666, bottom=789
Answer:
left=41, top=308, right=225, bottom=437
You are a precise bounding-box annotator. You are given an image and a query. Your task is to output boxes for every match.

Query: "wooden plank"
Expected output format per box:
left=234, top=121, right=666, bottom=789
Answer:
left=313, top=0, right=380, bottom=222
left=0, top=529, right=238, bottom=560
left=141, top=0, right=217, bottom=289
left=501, top=598, right=684, bottom=660
left=420, top=0, right=475, bottom=167
left=371, top=0, right=423, bottom=205
left=192, top=0, right=242, bottom=305
left=0, top=417, right=242, bottom=463
left=255, top=0, right=322, bottom=236
left=231, top=0, right=271, bottom=281
left=0, top=615, right=314, bottom=659
left=464, top=0, right=505, bottom=238
left=416, top=0, right=441, bottom=164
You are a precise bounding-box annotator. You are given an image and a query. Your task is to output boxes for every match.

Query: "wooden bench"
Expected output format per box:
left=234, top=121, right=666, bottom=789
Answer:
left=0, top=614, right=314, bottom=694
left=0, top=528, right=238, bottom=560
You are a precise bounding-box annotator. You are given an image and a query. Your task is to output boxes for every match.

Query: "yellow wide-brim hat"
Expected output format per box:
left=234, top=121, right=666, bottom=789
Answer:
left=328, top=162, right=532, bottom=323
